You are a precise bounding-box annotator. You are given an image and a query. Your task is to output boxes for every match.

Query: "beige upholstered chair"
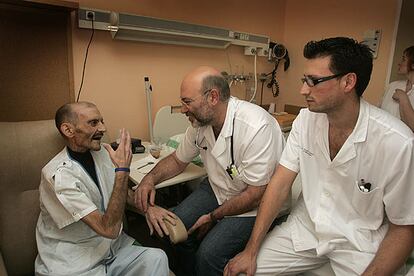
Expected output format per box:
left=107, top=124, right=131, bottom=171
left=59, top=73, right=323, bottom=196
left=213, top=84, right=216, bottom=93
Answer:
left=0, top=120, right=64, bottom=275
left=0, top=120, right=179, bottom=276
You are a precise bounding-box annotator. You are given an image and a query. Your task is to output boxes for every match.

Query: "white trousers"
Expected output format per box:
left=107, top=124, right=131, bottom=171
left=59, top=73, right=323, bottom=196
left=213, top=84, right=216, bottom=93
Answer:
left=255, top=219, right=375, bottom=276
left=105, top=232, right=169, bottom=276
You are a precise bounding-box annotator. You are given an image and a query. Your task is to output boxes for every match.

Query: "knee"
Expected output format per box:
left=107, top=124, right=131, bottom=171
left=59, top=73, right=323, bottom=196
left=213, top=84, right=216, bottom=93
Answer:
left=196, top=243, right=222, bottom=272
left=142, top=248, right=168, bottom=267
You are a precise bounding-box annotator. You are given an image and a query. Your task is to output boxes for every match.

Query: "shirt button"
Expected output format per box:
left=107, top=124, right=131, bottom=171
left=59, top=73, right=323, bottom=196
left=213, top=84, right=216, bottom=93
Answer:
left=72, top=212, right=77, bottom=216
left=324, top=191, right=330, bottom=197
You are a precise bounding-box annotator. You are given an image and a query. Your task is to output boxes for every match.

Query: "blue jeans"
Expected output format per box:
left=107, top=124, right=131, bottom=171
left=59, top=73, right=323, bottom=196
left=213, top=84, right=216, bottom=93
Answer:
left=172, top=178, right=256, bottom=276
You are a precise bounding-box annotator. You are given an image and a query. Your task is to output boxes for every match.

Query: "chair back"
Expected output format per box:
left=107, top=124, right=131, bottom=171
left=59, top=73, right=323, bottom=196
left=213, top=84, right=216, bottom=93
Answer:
left=0, top=120, right=64, bottom=275
left=153, top=106, right=189, bottom=142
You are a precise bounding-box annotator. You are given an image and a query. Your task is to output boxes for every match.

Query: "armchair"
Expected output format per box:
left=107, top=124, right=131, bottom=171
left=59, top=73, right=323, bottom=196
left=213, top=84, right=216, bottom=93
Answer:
left=0, top=120, right=64, bottom=275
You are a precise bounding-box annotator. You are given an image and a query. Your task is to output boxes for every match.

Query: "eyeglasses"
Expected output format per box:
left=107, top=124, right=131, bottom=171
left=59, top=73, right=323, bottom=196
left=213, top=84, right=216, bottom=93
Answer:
left=301, top=73, right=347, bottom=87
left=180, top=89, right=212, bottom=108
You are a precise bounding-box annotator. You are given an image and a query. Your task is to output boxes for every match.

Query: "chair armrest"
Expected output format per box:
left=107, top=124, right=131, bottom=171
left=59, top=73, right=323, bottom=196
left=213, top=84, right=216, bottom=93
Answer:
left=0, top=251, right=8, bottom=276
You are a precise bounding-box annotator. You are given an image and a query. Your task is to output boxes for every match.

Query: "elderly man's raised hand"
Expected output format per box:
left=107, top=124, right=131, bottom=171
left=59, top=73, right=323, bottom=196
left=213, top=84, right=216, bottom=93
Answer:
left=103, top=128, right=132, bottom=169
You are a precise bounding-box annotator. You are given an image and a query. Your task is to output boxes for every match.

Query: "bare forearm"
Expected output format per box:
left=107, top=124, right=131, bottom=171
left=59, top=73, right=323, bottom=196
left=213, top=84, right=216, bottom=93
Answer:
left=211, top=186, right=266, bottom=220
left=245, top=165, right=296, bottom=254
left=144, top=153, right=187, bottom=186
left=82, top=172, right=129, bottom=238
left=84, top=128, right=132, bottom=238
left=363, top=224, right=414, bottom=276
left=100, top=172, right=129, bottom=235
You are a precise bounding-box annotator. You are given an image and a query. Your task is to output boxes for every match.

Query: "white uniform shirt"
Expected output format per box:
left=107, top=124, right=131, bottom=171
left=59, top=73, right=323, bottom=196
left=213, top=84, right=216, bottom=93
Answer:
left=381, top=80, right=414, bottom=119
left=35, top=147, right=131, bottom=276
left=176, top=97, right=287, bottom=216
left=280, top=99, right=414, bottom=255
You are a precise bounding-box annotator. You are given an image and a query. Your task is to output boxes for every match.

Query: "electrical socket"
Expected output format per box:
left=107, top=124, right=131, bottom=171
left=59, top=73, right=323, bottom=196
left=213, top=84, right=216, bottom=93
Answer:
left=86, top=10, right=95, bottom=21
left=257, top=48, right=269, bottom=57
left=244, top=46, right=257, bottom=56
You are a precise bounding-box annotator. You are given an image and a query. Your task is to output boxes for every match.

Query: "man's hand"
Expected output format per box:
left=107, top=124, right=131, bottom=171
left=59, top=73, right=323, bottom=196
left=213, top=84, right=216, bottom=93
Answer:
left=134, top=177, right=156, bottom=213
left=134, top=153, right=188, bottom=213
left=145, top=206, right=177, bottom=237
left=102, top=128, right=132, bottom=169
left=392, top=89, right=409, bottom=103
left=224, top=249, right=257, bottom=276
left=188, top=213, right=215, bottom=240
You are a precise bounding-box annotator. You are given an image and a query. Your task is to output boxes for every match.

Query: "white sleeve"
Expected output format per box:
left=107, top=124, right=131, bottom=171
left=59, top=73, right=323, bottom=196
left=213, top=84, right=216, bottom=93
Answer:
left=239, top=123, right=285, bottom=186
left=383, top=138, right=414, bottom=225
left=175, top=126, right=200, bottom=163
left=279, top=111, right=302, bottom=173
left=42, top=166, right=97, bottom=229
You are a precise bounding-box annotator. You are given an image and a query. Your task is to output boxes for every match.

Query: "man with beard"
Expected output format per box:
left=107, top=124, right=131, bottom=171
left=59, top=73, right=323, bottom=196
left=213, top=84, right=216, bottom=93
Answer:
left=135, top=66, right=287, bottom=276
left=224, top=37, right=414, bottom=276
left=35, top=102, right=169, bottom=276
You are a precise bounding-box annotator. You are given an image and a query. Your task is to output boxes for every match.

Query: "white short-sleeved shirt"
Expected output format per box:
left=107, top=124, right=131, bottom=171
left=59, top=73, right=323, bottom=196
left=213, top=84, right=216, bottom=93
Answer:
left=176, top=97, right=287, bottom=216
left=280, top=99, right=414, bottom=255
left=381, top=80, right=414, bottom=119
left=35, top=147, right=131, bottom=276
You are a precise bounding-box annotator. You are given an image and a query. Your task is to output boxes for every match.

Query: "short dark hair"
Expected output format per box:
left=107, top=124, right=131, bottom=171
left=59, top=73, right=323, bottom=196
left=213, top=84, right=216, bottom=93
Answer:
left=55, top=102, right=96, bottom=135
left=201, top=74, right=230, bottom=102
left=404, top=46, right=414, bottom=72
left=303, top=37, right=373, bottom=97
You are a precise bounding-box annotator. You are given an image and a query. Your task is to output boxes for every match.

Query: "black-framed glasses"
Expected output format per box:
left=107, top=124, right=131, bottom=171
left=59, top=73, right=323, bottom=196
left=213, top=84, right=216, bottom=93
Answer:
left=301, top=73, right=347, bottom=87
left=180, top=89, right=212, bottom=108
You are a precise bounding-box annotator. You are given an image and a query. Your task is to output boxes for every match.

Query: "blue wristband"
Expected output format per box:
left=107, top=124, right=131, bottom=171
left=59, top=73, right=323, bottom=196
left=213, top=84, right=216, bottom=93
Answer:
left=115, top=167, right=130, bottom=173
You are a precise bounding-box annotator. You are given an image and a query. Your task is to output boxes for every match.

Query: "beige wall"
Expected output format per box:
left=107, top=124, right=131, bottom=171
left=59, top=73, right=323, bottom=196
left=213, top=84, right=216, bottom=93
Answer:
left=72, top=0, right=399, bottom=141
left=73, top=0, right=286, bottom=141
left=276, top=0, right=399, bottom=111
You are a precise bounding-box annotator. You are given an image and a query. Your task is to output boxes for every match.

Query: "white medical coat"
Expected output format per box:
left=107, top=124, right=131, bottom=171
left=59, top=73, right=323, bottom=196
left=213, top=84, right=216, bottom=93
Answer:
left=35, top=147, right=131, bottom=275
left=381, top=80, right=414, bottom=119
left=280, top=99, right=414, bottom=255
left=176, top=97, right=287, bottom=216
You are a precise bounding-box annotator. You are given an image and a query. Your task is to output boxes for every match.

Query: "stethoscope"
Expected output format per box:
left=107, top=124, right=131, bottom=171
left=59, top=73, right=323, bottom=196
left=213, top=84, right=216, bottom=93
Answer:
left=195, top=117, right=239, bottom=179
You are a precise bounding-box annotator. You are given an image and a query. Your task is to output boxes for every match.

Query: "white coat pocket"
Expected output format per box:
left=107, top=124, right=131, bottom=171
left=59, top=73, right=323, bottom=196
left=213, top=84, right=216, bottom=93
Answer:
left=351, top=180, right=383, bottom=221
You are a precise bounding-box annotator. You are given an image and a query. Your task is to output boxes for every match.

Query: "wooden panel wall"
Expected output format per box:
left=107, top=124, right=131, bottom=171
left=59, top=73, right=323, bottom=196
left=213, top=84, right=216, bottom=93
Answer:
left=0, top=2, right=74, bottom=121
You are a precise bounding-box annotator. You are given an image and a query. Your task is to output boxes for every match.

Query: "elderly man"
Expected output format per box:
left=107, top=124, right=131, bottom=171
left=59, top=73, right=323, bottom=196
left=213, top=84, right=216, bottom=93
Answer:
left=225, top=37, right=414, bottom=276
left=135, top=66, right=287, bottom=276
left=35, top=102, right=169, bottom=276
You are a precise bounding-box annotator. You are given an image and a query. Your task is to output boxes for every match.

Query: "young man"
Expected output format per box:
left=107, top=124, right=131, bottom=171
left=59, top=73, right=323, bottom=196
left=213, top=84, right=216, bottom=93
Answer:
left=35, top=102, right=169, bottom=276
left=135, top=66, right=287, bottom=276
left=225, top=37, right=414, bottom=276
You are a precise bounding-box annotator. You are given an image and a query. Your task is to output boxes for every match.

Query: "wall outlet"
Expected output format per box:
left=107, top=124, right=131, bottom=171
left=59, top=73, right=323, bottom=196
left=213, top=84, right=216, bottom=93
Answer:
left=244, top=46, right=257, bottom=56
left=86, top=10, right=95, bottom=21
left=257, top=48, right=269, bottom=57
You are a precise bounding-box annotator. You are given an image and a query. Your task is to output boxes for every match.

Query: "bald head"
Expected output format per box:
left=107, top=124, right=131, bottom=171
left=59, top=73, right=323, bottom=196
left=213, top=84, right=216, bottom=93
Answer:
left=181, top=66, right=230, bottom=102
left=55, top=101, right=97, bottom=135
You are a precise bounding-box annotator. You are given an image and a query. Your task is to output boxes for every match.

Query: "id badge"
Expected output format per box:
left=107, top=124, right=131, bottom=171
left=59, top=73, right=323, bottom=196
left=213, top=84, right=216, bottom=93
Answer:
left=226, top=164, right=239, bottom=180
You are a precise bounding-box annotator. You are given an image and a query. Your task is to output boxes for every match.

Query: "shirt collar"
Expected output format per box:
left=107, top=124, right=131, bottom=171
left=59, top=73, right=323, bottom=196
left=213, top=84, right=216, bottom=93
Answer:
left=219, top=97, right=237, bottom=138
left=349, top=98, right=369, bottom=144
